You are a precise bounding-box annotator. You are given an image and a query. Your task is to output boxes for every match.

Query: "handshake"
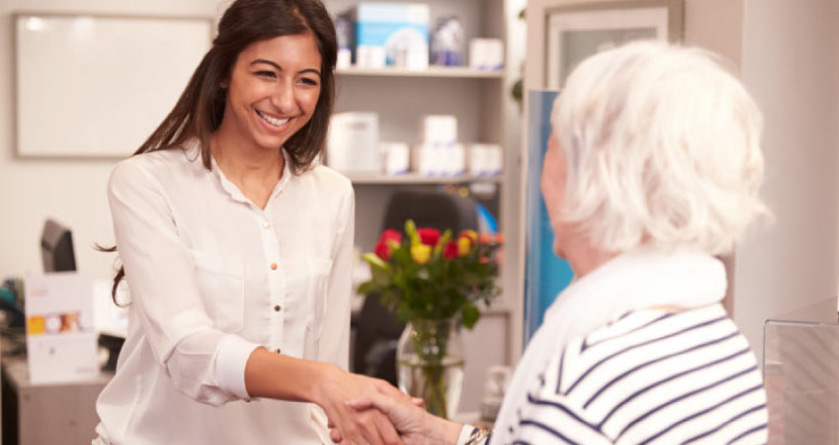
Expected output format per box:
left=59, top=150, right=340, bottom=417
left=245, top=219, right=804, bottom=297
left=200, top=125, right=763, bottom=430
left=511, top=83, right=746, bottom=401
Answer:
left=317, top=367, right=465, bottom=445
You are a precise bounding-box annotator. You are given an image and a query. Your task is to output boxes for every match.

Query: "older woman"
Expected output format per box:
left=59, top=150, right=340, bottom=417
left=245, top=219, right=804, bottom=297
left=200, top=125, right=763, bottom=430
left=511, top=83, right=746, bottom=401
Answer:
left=335, top=41, right=770, bottom=444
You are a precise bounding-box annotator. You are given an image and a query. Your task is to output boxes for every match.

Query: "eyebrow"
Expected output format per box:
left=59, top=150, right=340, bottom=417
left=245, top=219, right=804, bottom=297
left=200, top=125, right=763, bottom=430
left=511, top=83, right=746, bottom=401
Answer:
left=250, top=59, right=321, bottom=76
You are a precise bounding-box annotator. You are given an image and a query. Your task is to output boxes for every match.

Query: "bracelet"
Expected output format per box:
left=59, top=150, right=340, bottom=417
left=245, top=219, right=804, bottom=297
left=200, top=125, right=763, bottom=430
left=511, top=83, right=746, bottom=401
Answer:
left=464, top=426, right=491, bottom=445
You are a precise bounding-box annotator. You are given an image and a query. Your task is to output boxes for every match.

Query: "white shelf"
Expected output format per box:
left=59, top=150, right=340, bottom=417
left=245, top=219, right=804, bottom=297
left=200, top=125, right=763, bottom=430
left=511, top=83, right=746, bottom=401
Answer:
left=347, top=173, right=503, bottom=185
left=337, top=66, right=504, bottom=79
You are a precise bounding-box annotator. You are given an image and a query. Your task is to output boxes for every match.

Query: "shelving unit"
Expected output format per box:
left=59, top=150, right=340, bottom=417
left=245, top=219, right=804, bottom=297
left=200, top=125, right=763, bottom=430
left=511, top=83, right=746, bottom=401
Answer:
left=337, top=66, right=504, bottom=79
left=346, top=172, right=502, bottom=185
left=324, top=0, right=524, bottom=414
left=326, top=0, right=514, bottom=248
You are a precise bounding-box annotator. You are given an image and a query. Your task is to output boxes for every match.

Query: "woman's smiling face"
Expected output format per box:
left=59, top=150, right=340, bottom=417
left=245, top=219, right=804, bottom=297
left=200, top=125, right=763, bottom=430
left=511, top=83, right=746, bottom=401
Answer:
left=221, top=32, right=322, bottom=152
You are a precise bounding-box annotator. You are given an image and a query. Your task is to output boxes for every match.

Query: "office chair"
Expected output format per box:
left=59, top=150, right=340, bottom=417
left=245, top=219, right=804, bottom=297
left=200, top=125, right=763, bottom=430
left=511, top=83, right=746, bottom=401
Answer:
left=352, top=189, right=479, bottom=385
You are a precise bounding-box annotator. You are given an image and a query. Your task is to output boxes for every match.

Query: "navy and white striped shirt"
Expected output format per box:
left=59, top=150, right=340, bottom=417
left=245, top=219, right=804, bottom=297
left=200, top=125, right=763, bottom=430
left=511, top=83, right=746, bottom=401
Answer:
left=508, top=304, right=767, bottom=444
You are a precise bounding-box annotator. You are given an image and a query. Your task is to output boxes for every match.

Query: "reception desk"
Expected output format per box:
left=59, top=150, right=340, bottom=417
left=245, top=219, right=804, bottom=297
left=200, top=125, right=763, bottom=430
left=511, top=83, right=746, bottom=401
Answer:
left=1, top=356, right=112, bottom=445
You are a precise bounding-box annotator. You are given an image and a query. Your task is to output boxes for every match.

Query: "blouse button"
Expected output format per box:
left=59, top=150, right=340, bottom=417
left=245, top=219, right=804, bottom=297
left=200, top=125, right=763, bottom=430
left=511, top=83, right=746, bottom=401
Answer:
left=275, top=348, right=282, bottom=354
left=262, top=221, right=271, bottom=229
left=270, top=263, right=278, bottom=271
left=274, top=305, right=282, bottom=312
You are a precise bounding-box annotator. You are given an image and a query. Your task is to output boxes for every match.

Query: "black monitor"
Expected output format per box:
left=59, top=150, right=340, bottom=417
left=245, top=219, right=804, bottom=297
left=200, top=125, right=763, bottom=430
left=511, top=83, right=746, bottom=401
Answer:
left=41, top=219, right=77, bottom=273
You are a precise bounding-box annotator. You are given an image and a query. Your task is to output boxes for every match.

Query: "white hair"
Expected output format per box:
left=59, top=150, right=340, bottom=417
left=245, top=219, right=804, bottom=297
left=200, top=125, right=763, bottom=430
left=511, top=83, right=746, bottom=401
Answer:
left=551, top=40, right=769, bottom=255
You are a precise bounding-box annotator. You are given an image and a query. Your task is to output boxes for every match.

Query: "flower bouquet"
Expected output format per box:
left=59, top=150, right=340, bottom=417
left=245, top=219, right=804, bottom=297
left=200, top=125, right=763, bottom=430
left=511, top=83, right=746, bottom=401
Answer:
left=358, top=220, right=502, bottom=418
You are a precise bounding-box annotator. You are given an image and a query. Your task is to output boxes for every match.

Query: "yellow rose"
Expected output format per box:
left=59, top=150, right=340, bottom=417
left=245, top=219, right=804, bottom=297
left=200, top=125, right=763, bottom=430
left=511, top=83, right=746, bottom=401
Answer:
left=457, top=236, right=471, bottom=257
left=411, top=244, right=432, bottom=265
left=460, top=230, right=478, bottom=244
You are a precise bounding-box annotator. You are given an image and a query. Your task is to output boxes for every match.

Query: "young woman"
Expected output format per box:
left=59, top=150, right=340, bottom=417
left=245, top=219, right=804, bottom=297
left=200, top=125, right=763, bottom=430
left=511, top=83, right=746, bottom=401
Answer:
left=95, top=1, right=406, bottom=444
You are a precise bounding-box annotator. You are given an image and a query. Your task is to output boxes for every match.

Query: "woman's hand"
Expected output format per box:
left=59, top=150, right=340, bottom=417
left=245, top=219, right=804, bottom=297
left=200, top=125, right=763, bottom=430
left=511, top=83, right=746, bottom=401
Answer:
left=313, top=365, right=413, bottom=445
left=329, top=391, right=464, bottom=445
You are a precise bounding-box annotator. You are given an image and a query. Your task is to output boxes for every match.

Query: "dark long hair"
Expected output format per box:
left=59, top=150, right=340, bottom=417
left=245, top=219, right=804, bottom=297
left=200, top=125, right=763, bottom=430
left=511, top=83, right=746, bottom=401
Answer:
left=105, top=0, right=338, bottom=303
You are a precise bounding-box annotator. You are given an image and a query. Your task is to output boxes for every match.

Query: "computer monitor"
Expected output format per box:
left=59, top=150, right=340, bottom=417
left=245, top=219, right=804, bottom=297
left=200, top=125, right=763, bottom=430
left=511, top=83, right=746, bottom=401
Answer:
left=41, top=219, right=77, bottom=273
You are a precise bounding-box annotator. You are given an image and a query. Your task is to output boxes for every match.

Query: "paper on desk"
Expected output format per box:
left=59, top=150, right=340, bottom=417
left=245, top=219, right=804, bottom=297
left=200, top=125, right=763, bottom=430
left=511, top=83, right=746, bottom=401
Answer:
left=25, top=272, right=99, bottom=384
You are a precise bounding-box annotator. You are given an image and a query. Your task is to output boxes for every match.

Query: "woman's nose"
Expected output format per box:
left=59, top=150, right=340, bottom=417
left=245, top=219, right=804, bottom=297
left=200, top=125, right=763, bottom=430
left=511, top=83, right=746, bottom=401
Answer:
left=272, top=81, right=295, bottom=113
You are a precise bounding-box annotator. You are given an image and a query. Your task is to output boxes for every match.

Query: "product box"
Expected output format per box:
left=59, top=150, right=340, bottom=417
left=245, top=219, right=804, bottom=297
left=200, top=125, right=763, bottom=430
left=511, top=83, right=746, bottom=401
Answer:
left=25, top=272, right=99, bottom=384
left=327, top=112, right=380, bottom=173
left=354, top=2, right=429, bottom=69
left=420, top=115, right=458, bottom=145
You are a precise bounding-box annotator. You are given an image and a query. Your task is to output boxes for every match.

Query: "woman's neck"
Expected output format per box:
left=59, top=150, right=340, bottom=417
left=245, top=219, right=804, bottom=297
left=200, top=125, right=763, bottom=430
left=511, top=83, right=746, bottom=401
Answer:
left=562, top=233, right=618, bottom=279
left=210, top=129, right=284, bottom=185
left=210, top=129, right=285, bottom=209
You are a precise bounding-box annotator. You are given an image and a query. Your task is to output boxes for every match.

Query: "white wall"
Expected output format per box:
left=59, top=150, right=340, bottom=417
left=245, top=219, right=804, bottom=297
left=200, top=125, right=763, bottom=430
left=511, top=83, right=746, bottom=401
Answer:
left=734, top=0, right=839, bottom=364
left=523, top=0, right=839, bottom=368
left=683, top=0, right=743, bottom=69
left=0, top=0, right=225, bottom=281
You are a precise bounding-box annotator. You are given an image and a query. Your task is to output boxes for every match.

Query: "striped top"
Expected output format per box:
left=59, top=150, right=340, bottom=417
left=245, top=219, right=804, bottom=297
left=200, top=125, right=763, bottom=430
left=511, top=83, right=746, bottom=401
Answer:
left=476, top=304, right=767, bottom=445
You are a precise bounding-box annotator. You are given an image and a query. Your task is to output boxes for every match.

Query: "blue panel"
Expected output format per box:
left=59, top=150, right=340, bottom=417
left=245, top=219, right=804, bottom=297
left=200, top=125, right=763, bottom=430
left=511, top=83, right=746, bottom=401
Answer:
left=523, top=90, right=574, bottom=346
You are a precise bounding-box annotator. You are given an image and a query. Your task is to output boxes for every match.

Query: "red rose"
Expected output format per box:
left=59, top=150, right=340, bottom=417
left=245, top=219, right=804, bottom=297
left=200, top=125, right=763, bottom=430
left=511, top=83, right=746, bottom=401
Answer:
left=380, top=229, right=402, bottom=245
left=374, top=240, right=392, bottom=261
left=417, top=228, right=441, bottom=246
left=443, top=241, right=459, bottom=260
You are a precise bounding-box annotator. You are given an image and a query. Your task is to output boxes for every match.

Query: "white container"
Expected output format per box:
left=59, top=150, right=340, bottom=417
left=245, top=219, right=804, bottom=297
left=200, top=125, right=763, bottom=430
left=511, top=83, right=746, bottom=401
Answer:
left=356, top=45, right=387, bottom=68
left=336, top=48, right=352, bottom=69
left=441, top=143, right=465, bottom=176
left=468, top=144, right=503, bottom=176
left=469, top=38, right=504, bottom=71
left=381, top=141, right=410, bottom=175
left=327, top=112, right=380, bottom=173
left=412, top=143, right=434, bottom=176
left=420, top=115, right=458, bottom=145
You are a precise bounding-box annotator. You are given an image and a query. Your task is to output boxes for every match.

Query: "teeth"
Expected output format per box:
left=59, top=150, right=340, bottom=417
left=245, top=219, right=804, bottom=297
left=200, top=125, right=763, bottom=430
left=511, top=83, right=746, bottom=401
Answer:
left=257, top=110, right=290, bottom=127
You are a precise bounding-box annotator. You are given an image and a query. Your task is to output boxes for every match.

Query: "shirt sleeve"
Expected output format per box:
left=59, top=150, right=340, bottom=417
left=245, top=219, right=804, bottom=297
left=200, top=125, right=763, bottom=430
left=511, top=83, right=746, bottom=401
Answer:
left=315, top=183, right=355, bottom=369
left=108, top=160, right=260, bottom=407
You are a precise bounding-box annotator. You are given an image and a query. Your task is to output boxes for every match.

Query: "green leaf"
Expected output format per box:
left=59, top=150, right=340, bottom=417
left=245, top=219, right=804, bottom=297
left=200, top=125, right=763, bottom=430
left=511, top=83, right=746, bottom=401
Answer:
left=362, top=253, right=391, bottom=271
left=461, top=304, right=480, bottom=330
left=356, top=282, right=379, bottom=295
left=405, top=219, right=420, bottom=245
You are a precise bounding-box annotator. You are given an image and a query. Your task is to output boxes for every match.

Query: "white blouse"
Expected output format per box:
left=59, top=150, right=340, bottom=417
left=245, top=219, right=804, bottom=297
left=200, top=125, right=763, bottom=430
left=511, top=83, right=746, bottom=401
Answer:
left=95, top=141, right=354, bottom=445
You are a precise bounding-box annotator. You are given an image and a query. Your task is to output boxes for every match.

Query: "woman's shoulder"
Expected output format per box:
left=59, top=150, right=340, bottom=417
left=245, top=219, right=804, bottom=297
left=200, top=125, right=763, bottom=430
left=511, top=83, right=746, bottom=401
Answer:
left=110, top=144, right=205, bottom=194
left=558, top=305, right=739, bottom=373
left=298, top=163, right=353, bottom=197
left=522, top=306, right=764, bottom=442
left=542, top=304, right=755, bottom=405
left=112, top=143, right=202, bottom=177
left=310, top=163, right=352, bottom=186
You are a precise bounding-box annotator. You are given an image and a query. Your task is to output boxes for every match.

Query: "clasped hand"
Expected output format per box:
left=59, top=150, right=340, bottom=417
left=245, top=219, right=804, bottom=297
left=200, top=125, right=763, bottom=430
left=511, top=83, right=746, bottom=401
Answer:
left=315, top=368, right=428, bottom=445
left=324, top=377, right=459, bottom=445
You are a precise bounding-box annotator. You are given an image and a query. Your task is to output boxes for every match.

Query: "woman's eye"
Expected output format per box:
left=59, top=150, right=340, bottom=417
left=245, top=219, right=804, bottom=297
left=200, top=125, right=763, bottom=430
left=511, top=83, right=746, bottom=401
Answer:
left=300, top=78, right=319, bottom=86
left=256, top=71, right=277, bottom=78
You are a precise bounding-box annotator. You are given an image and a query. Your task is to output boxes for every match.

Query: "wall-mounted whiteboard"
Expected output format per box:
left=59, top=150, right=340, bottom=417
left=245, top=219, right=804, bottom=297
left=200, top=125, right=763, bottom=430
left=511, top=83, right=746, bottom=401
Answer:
left=15, top=14, right=212, bottom=157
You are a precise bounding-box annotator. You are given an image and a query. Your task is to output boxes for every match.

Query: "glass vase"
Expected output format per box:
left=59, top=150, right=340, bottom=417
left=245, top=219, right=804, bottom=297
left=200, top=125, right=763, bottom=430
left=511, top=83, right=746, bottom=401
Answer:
left=397, top=318, right=465, bottom=419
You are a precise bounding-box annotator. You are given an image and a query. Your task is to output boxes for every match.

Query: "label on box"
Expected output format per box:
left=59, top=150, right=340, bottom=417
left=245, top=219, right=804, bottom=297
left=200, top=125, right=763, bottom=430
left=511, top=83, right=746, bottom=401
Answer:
left=25, top=272, right=99, bottom=384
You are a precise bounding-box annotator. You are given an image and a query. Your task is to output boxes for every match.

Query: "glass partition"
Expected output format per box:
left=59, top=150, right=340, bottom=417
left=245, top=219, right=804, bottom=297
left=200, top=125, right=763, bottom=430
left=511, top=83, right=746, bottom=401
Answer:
left=764, top=319, right=839, bottom=444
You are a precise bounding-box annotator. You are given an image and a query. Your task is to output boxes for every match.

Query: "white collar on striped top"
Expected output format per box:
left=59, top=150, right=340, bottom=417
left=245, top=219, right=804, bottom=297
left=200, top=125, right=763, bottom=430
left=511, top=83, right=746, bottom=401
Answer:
left=493, top=246, right=726, bottom=444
